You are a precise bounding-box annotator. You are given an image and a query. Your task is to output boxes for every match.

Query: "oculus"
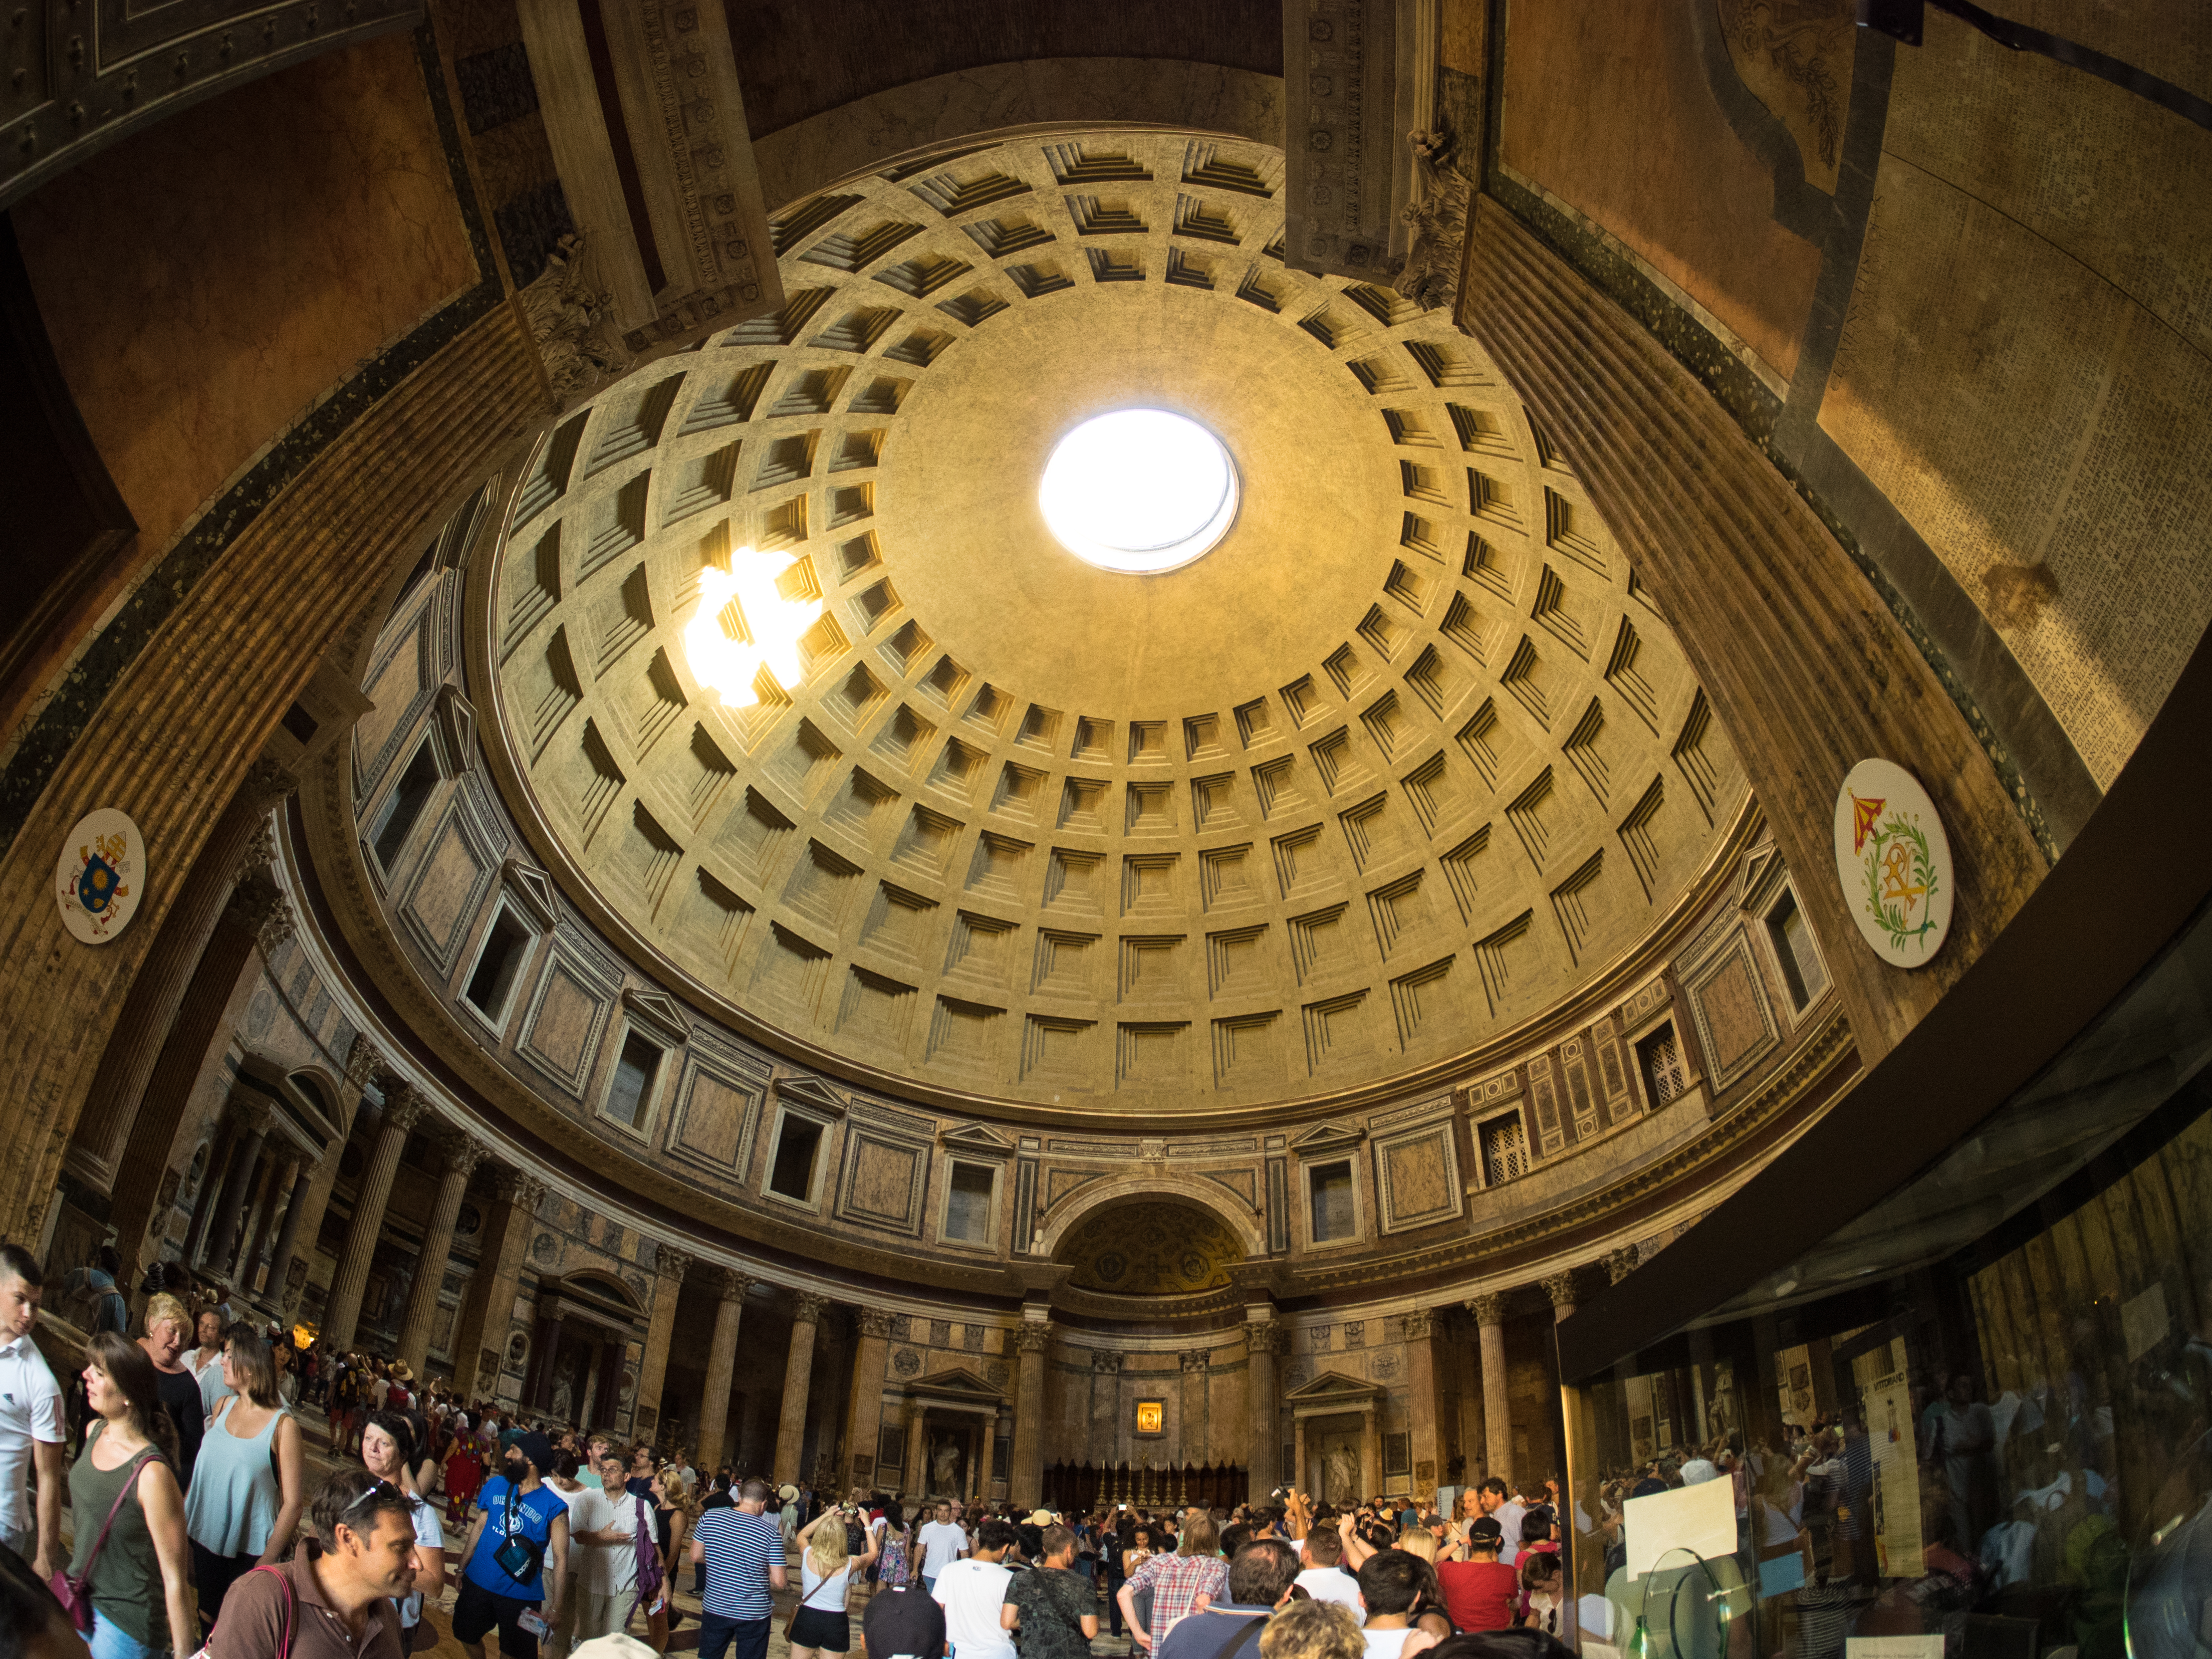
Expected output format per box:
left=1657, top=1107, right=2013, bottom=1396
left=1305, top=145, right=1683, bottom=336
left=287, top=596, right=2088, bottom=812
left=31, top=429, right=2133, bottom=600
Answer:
left=1037, top=408, right=1239, bottom=573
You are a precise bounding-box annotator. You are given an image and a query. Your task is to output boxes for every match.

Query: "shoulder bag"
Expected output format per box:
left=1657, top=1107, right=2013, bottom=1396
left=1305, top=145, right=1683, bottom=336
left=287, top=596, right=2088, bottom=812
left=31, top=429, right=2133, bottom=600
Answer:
left=187, top=1562, right=297, bottom=1659
left=491, top=1481, right=545, bottom=1584
left=50, top=1445, right=159, bottom=1634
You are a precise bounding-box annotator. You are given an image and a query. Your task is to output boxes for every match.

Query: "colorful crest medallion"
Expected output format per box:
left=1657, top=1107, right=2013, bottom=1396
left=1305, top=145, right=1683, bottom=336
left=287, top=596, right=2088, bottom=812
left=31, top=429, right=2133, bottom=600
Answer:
left=56, top=808, right=146, bottom=944
left=1832, top=760, right=1951, bottom=968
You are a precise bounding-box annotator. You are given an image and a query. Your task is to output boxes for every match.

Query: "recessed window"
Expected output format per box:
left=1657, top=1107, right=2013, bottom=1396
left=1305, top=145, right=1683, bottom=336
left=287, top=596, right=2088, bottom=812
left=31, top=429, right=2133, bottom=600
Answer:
left=1637, top=1022, right=1688, bottom=1109
left=462, top=906, right=534, bottom=1024
left=370, top=741, right=441, bottom=871
left=943, top=1162, right=997, bottom=1244
left=1766, top=889, right=1827, bottom=1011
left=1038, top=409, right=1240, bottom=573
left=1479, top=1112, right=1529, bottom=1187
left=603, top=1031, right=664, bottom=1130
left=769, top=1116, right=823, bottom=1202
left=1309, top=1159, right=1356, bottom=1243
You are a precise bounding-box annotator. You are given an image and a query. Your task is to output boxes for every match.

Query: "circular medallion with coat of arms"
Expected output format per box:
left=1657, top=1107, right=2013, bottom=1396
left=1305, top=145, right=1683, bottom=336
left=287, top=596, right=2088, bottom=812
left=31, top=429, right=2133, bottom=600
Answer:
left=1833, top=758, right=1953, bottom=969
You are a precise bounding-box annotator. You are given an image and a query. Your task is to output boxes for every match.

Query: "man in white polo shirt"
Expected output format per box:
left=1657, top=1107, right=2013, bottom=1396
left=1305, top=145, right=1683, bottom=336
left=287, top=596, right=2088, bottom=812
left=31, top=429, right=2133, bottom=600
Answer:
left=0, top=1245, right=65, bottom=1579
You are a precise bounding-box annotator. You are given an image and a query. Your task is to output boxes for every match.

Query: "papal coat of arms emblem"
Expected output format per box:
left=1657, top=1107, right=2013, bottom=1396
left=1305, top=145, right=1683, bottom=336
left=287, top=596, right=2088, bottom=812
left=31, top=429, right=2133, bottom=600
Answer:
left=1832, top=760, right=1952, bottom=968
left=55, top=808, right=146, bottom=945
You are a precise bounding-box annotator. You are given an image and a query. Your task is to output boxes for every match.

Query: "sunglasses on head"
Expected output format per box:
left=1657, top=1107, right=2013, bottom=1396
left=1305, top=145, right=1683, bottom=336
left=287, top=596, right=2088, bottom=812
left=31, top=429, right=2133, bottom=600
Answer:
left=337, top=1479, right=406, bottom=1528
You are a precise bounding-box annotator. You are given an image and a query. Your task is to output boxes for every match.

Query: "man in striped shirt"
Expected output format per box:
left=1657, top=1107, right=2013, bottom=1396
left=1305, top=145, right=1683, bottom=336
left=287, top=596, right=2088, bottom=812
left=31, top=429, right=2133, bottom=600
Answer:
left=688, top=1476, right=789, bottom=1659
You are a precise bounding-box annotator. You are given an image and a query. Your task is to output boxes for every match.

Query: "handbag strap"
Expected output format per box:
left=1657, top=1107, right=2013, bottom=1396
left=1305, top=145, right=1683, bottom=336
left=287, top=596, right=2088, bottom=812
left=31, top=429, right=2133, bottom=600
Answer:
left=244, top=1565, right=297, bottom=1659
left=1207, top=1615, right=1267, bottom=1659
left=76, top=1445, right=159, bottom=1584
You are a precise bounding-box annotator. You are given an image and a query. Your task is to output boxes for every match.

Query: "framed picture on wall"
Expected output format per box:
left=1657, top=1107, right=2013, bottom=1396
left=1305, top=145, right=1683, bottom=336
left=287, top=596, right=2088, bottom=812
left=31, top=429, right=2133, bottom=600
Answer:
left=1385, top=1433, right=1411, bottom=1478
left=1135, top=1399, right=1165, bottom=1437
left=879, top=1427, right=906, bottom=1467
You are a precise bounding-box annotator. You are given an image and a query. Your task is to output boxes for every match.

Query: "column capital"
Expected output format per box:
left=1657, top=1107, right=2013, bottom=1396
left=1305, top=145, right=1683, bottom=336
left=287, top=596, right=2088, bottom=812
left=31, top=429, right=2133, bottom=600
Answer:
left=240, top=758, right=299, bottom=809
left=856, top=1308, right=896, bottom=1339
left=654, top=1245, right=693, bottom=1285
left=1541, top=1271, right=1580, bottom=1310
left=1180, top=1348, right=1212, bottom=1372
left=344, top=1032, right=386, bottom=1087
left=222, top=875, right=292, bottom=955
left=1603, top=1245, right=1639, bottom=1284
left=1466, top=1291, right=1509, bottom=1327
left=232, top=821, right=279, bottom=883
left=437, top=1128, right=489, bottom=1180
left=1401, top=1307, right=1436, bottom=1341
left=1090, top=1349, right=1123, bottom=1374
left=227, top=1098, right=274, bottom=1137
left=1014, top=1321, right=1052, bottom=1354
left=494, top=1168, right=549, bottom=1213
left=791, top=1289, right=831, bottom=1325
left=711, top=1266, right=755, bottom=1302
left=378, top=1085, right=427, bottom=1136
left=1246, top=1318, right=1286, bottom=1356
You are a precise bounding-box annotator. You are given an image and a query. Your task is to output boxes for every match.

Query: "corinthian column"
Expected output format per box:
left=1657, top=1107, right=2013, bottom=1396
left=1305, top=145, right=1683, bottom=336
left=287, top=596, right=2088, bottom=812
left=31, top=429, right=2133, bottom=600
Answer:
left=633, top=1245, right=690, bottom=1445
left=1468, top=1292, right=1513, bottom=1485
left=1246, top=1316, right=1285, bottom=1502
left=263, top=1155, right=321, bottom=1315
left=449, top=1169, right=545, bottom=1400
left=773, top=1291, right=829, bottom=1484
left=695, top=1268, right=753, bottom=1471
left=395, top=1128, right=485, bottom=1374
left=842, top=1310, right=893, bottom=1489
left=201, top=1102, right=272, bottom=1276
left=323, top=1081, right=425, bottom=1348
left=1009, top=1320, right=1050, bottom=1507
left=1542, top=1271, right=1580, bottom=1324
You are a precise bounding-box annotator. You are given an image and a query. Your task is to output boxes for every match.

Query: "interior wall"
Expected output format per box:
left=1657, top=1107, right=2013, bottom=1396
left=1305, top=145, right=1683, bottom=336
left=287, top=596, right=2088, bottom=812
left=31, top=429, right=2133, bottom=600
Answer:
left=9, top=31, right=478, bottom=591
left=1815, top=9, right=2212, bottom=788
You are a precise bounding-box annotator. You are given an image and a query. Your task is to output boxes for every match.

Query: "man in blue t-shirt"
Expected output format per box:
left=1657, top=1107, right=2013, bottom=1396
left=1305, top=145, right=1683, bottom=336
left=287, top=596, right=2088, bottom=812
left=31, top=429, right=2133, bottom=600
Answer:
left=689, top=1475, right=789, bottom=1659
left=454, top=1429, right=571, bottom=1659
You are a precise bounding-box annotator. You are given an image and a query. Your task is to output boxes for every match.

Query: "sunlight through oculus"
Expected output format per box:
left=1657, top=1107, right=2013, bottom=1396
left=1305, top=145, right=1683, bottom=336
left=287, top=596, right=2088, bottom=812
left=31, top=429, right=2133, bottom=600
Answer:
left=682, top=547, right=822, bottom=708
left=1038, top=409, right=1239, bottom=574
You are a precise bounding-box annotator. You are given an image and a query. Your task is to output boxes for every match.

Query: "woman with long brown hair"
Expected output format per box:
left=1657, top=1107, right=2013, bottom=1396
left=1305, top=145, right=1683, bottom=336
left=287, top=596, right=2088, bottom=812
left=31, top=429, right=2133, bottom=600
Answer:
left=71, top=1332, right=196, bottom=1659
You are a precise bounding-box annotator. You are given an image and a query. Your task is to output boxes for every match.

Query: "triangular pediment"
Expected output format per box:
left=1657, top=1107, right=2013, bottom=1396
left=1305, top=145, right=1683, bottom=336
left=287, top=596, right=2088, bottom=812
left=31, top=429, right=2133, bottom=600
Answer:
left=502, top=858, right=558, bottom=930
left=1285, top=1367, right=1386, bottom=1402
left=939, top=1121, right=1018, bottom=1159
left=1291, top=1120, right=1367, bottom=1155
left=622, top=985, right=693, bottom=1046
left=904, top=1365, right=1004, bottom=1402
left=775, top=1074, right=849, bottom=1118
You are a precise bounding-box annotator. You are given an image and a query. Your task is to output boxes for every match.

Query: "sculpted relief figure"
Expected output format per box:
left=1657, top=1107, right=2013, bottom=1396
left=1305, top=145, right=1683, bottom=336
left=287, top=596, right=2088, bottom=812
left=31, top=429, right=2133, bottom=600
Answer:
left=1392, top=129, right=1471, bottom=313
left=518, top=233, right=633, bottom=406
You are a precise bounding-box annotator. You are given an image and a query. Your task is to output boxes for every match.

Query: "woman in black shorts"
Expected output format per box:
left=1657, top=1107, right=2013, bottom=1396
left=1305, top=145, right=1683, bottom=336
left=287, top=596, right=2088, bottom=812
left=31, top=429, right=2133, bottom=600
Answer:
left=788, top=1502, right=881, bottom=1659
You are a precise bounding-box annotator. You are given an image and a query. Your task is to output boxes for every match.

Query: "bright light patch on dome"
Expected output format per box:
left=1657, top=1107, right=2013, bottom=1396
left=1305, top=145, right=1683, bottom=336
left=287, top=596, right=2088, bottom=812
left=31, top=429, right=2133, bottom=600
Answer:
left=681, top=548, right=822, bottom=708
left=1038, top=408, right=1239, bottom=573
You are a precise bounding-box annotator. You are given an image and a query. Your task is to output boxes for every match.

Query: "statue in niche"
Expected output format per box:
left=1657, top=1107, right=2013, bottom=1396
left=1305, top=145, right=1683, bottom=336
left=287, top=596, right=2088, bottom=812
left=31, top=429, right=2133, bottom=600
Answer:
left=550, top=1373, right=575, bottom=1427
left=930, top=1433, right=964, bottom=1496
left=1390, top=129, right=1471, bottom=313
left=1325, top=1441, right=1359, bottom=1504
left=518, top=234, right=632, bottom=407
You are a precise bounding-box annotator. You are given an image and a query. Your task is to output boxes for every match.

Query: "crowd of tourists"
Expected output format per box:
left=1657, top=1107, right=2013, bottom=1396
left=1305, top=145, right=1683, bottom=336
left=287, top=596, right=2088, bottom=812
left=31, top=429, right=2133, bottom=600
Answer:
left=0, top=1242, right=1584, bottom=1659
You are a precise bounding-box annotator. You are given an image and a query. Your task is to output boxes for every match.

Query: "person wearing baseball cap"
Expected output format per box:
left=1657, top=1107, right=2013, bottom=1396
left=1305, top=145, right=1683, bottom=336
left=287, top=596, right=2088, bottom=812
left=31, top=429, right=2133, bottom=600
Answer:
left=452, top=1428, right=572, bottom=1659
left=1435, top=1517, right=1516, bottom=1632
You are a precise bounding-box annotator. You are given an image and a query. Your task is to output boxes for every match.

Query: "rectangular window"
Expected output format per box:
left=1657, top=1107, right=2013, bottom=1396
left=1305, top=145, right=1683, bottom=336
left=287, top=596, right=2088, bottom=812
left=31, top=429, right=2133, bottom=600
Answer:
left=604, top=1032, right=663, bottom=1129
left=943, top=1162, right=997, bottom=1243
left=1479, top=1112, right=1529, bottom=1187
left=1766, top=889, right=1827, bottom=1010
left=1309, top=1160, right=1356, bottom=1243
left=1637, top=1023, right=1687, bottom=1108
left=462, top=907, right=534, bottom=1023
left=769, top=1116, right=823, bottom=1201
left=370, top=742, right=441, bottom=870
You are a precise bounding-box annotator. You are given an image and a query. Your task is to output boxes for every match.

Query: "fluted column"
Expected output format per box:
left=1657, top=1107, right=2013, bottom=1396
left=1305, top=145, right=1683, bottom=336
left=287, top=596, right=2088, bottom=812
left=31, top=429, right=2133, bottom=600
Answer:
left=1542, top=1271, right=1580, bottom=1324
left=1403, top=1308, right=1440, bottom=1504
left=178, top=1112, right=243, bottom=1268
left=1468, top=1292, right=1512, bottom=1485
left=264, top=1156, right=320, bottom=1311
left=322, top=1082, right=425, bottom=1348
left=1179, top=1348, right=1211, bottom=1467
left=696, top=1267, right=753, bottom=1472
left=202, top=1103, right=272, bottom=1276
left=449, top=1167, right=544, bottom=1400
left=774, top=1290, right=828, bottom=1484
left=901, top=1392, right=927, bottom=1496
left=1010, top=1320, right=1050, bottom=1507
left=1245, top=1315, right=1285, bottom=1502
left=1088, top=1350, right=1123, bottom=1465
left=842, top=1309, right=892, bottom=1490
left=245, top=1159, right=305, bottom=1300
left=632, top=1245, right=690, bottom=1445
left=395, top=1127, right=484, bottom=1374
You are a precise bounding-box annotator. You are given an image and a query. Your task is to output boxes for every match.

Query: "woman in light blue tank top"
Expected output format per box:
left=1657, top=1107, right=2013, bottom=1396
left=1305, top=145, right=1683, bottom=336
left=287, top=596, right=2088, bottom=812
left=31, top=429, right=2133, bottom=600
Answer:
left=180, top=1327, right=305, bottom=1638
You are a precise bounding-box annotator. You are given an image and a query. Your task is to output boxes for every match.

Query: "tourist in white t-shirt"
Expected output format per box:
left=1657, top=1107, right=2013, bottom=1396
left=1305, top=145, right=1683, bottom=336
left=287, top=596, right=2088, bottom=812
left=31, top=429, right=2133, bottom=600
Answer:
left=915, top=1500, right=968, bottom=1592
left=932, top=1517, right=1017, bottom=1659
left=1292, top=1523, right=1364, bottom=1614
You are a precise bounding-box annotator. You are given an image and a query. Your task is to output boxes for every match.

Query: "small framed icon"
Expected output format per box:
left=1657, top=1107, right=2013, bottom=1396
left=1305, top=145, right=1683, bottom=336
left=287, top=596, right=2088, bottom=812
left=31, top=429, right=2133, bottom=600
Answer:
left=1135, top=1399, right=1165, bottom=1438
